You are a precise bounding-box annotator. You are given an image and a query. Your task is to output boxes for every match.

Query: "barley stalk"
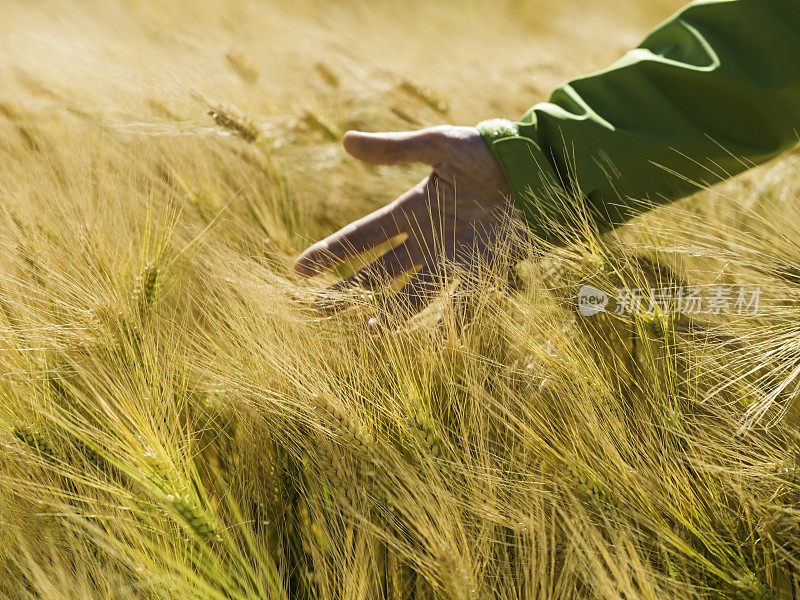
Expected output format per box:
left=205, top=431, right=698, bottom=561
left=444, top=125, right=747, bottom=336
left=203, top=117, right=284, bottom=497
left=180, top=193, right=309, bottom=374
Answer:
left=207, top=104, right=260, bottom=143
left=315, top=436, right=357, bottom=505
left=561, top=463, right=623, bottom=517
left=636, top=307, right=676, bottom=339
left=399, top=80, right=448, bottom=113
left=314, top=62, right=339, bottom=88
left=132, top=261, right=160, bottom=312
left=733, top=572, right=777, bottom=600
left=12, top=423, right=57, bottom=460
left=436, top=545, right=475, bottom=600
left=164, top=489, right=219, bottom=542
left=301, top=109, right=341, bottom=141
left=310, top=393, right=382, bottom=502
left=225, top=51, right=260, bottom=84
left=311, top=393, right=375, bottom=457
left=410, top=411, right=443, bottom=460
left=387, top=549, right=405, bottom=600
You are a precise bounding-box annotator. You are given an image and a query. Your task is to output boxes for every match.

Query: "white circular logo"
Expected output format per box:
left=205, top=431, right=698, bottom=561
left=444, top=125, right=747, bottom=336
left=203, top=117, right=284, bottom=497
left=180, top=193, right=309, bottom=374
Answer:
left=577, top=285, right=608, bottom=317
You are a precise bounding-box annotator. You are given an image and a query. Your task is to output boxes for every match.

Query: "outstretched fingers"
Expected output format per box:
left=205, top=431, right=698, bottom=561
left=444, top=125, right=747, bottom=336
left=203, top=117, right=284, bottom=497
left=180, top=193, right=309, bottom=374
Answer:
left=313, top=242, right=422, bottom=313
left=330, top=242, right=421, bottom=291
left=293, top=193, right=416, bottom=277
left=370, top=263, right=448, bottom=327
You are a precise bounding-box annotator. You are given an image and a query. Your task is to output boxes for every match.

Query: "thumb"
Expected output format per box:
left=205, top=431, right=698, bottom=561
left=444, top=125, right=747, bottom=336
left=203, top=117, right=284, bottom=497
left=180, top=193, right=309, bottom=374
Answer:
left=342, top=127, right=446, bottom=166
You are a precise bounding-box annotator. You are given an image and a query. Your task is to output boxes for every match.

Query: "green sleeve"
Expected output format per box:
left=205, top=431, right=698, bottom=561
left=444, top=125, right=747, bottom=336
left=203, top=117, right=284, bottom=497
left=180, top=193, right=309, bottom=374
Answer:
left=477, top=0, right=800, bottom=245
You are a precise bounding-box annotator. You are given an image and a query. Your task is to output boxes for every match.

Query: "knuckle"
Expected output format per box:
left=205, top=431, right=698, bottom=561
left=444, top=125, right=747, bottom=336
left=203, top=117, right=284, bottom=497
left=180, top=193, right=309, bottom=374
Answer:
left=425, top=125, right=452, bottom=151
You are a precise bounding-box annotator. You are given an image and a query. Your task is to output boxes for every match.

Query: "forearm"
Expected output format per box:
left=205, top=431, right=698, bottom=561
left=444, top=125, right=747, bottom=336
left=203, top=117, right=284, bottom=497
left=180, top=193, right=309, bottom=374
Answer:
left=479, top=0, right=800, bottom=244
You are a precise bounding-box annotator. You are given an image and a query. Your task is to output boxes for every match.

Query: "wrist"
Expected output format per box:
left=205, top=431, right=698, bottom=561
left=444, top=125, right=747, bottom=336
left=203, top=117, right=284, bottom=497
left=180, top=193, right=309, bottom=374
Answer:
left=476, top=118, right=566, bottom=245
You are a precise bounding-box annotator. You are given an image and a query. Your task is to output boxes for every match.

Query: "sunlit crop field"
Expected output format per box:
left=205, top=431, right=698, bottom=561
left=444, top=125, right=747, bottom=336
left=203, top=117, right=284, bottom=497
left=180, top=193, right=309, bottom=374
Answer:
left=2, top=0, right=800, bottom=598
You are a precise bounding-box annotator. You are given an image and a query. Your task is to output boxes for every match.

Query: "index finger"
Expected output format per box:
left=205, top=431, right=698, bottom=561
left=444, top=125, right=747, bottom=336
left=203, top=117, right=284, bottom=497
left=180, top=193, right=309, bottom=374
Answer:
left=293, top=189, right=418, bottom=278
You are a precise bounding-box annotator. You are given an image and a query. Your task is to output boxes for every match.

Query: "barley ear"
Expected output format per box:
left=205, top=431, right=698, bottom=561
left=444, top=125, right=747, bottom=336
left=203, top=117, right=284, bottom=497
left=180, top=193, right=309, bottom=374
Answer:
left=132, top=261, right=160, bottom=313
left=12, top=423, right=57, bottom=460
left=207, top=104, right=260, bottom=143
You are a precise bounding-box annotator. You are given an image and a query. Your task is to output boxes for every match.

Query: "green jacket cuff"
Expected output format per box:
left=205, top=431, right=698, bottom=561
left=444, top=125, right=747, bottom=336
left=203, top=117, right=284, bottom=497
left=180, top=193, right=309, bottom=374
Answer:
left=476, top=118, right=570, bottom=245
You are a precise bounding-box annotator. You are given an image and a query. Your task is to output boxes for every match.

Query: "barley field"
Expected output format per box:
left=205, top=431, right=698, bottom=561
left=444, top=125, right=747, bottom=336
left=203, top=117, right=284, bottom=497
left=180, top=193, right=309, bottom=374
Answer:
left=3, top=0, right=800, bottom=598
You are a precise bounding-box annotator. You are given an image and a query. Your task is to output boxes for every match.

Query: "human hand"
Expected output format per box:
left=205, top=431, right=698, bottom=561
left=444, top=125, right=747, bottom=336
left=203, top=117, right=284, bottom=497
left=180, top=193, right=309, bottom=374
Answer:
left=293, top=125, right=522, bottom=325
